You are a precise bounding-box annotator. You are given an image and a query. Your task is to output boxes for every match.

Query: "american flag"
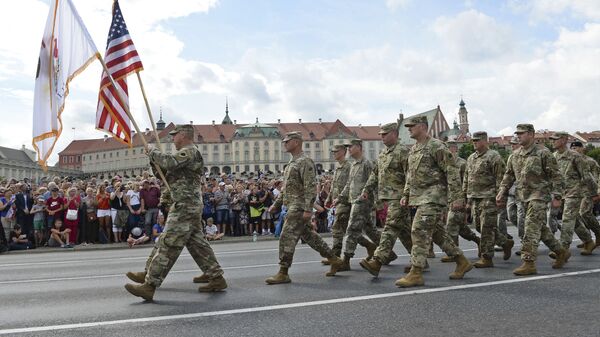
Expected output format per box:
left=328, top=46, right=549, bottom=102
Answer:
left=96, top=0, right=143, bottom=145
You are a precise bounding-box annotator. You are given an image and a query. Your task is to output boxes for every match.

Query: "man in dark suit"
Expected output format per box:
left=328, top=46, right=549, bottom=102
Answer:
left=15, top=184, right=34, bottom=246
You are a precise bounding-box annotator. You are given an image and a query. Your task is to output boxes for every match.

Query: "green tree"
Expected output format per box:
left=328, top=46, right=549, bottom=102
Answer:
left=586, top=147, right=600, bottom=165
left=458, top=143, right=474, bottom=160
left=491, top=145, right=510, bottom=162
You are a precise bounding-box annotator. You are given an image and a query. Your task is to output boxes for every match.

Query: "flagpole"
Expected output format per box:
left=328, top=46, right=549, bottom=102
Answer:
left=135, top=72, right=163, bottom=152
left=97, top=55, right=171, bottom=192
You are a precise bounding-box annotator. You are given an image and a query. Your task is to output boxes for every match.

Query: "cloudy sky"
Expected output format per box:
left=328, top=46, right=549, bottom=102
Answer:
left=1, top=0, right=599, bottom=164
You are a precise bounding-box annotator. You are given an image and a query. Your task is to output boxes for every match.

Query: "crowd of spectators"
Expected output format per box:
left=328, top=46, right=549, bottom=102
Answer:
left=0, top=171, right=342, bottom=253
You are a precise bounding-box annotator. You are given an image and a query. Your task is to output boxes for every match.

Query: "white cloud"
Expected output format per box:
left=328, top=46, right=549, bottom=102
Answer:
left=432, top=9, right=515, bottom=62
left=509, top=0, right=600, bottom=21
left=385, top=0, right=412, bottom=11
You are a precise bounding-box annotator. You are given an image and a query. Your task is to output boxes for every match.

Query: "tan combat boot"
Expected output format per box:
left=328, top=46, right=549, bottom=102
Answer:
left=503, top=239, right=514, bottom=261
left=126, top=271, right=146, bottom=284
left=321, top=258, right=331, bottom=265
left=513, top=261, right=537, bottom=276
left=338, top=254, right=351, bottom=272
left=440, top=255, right=455, bottom=263
left=552, top=248, right=571, bottom=269
left=124, top=283, right=155, bottom=301
left=359, top=258, right=382, bottom=277
left=198, top=276, right=228, bottom=292
left=580, top=240, right=596, bottom=256
left=192, top=273, right=210, bottom=284
left=265, top=267, right=291, bottom=285
left=326, top=255, right=346, bottom=276
left=382, top=251, right=398, bottom=266
left=473, top=257, right=493, bottom=268
left=449, top=254, right=473, bottom=279
left=365, top=241, right=377, bottom=261
left=395, top=266, right=424, bottom=288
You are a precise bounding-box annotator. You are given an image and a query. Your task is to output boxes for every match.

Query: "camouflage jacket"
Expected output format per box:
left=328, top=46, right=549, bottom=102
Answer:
left=584, top=156, right=600, bottom=196
left=498, top=144, right=564, bottom=202
left=554, top=149, right=597, bottom=198
left=463, top=149, right=505, bottom=199
left=149, top=144, right=203, bottom=206
left=325, top=159, right=351, bottom=205
left=362, top=143, right=409, bottom=200
left=339, top=157, right=374, bottom=205
left=403, top=137, right=462, bottom=206
left=273, top=152, right=316, bottom=212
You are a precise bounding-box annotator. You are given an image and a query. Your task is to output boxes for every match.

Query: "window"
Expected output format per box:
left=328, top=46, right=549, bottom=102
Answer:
left=116, top=152, right=119, bottom=157
left=330, top=163, right=335, bottom=171
left=264, top=141, right=269, bottom=147
left=225, top=144, right=229, bottom=151
left=76, top=156, right=80, bottom=163
left=224, top=153, right=230, bottom=161
left=244, top=165, right=250, bottom=172
left=235, top=151, right=239, bottom=161
left=203, top=145, right=208, bottom=151
left=264, top=150, right=269, bottom=160
left=89, top=155, right=92, bottom=160
left=275, top=164, right=279, bottom=171
left=213, top=145, right=219, bottom=151
left=213, top=153, right=220, bottom=162
left=109, top=153, right=112, bottom=158
left=315, top=151, right=321, bottom=161
left=244, top=151, right=249, bottom=161
left=265, top=164, right=270, bottom=171
left=305, top=143, right=310, bottom=149
left=103, top=154, right=106, bottom=159
left=133, top=149, right=136, bottom=155
left=315, top=143, right=320, bottom=149
left=96, top=154, right=99, bottom=159
left=254, top=165, right=260, bottom=172
left=125, top=150, right=128, bottom=155
left=329, top=140, right=334, bottom=146
left=244, top=141, right=249, bottom=148
left=235, top=165, right=240, bottom=172
left=275, top=150, right=279, bottom=160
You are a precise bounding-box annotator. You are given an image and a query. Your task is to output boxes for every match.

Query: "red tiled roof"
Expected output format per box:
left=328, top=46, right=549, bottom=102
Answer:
left=193, top=124, right=238, bottom=143
left=575, top=131, right=600, bottom=142
left=347, top=126, right=380, bottom=140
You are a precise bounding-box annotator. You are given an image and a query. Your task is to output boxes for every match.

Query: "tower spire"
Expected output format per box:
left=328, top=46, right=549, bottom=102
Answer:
left=221, top=97, right=233, bottom=124
left=156, top=106, right=166, bottom=131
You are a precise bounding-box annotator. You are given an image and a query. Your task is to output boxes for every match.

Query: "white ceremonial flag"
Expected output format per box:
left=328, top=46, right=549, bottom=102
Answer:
left=33, top=0, right=99, bottom=168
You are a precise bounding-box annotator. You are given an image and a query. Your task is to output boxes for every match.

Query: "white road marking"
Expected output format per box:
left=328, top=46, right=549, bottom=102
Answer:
left=1, top=268, right=598, bottom=335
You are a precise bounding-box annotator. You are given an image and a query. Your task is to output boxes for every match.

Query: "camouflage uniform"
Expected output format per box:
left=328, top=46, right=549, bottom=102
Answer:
left=447, top=155, right=479, bottom=244
left=404, top=137, right=464, bottom=269
left=339, top=155, right=380, bottom=258
left=552, top=145, right=596, bottom=248
left=273, top=152, right=336, bottom=268
left=507, top=184, right=525, bottom=239
left=144, top=143, right=224, bottom=288
left=325, top=157, right=351, bottom=257
left=580, top=156, right=600, bottom=239
left=362, top=139, right=412, bottom=263
left=464, top=146, right=508, bottom=258
left=498, top=139, right=565, bottom=262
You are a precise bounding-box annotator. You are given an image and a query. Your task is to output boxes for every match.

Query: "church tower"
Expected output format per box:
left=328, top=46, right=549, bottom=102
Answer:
left=222, top=97, right=233, bottom=125
left=458, top=98, right=469, bottom=134
left=156, top=107, right=166, bottom=131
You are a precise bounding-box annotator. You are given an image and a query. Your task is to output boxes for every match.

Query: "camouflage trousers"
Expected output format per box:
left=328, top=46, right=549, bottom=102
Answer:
left=521, top=200, right=562, bottom=262
left=497, top=207, right=508, bottom=236
left=470, top=198, right=506, bottom=258
left=279, top=210, right=334, bottom=268
left=344, top=202, right=380, bottom=258
left=547, top=203, right=560, bottom=233
left=331, top=203, right=350, bottom=257
left=560, top=197, right=592, bottom=248
left=374, top=199, right=411, bottom=263
left=410, top=203, right=463, bottom=269
left=446, top=208, right=478, bottom=244
left=580, top=197, right=600, bottom=238
left=507, top=195, right=525, bottom=239
left=145, top=204, right=223, bottom=288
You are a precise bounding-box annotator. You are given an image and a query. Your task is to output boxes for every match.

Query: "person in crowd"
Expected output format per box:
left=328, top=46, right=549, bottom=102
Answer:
left=45, top=186, right=64, bottom=244
left=152, top=213, right=165, bottom=243
left=30, top=197, right=46, bottom=247
left=48, top=218, right=72, bottom=248
left=0, top=187, right=15, bottom=243
left=230, top=185, right=246, bottom=236
left=110, top=182, right=129, bottom=243
left=248, top=186, right=264, bottom=235
left=140, top=179, right=161, bottom=243
left=81, top=187, right=98, bottom=245
left=205, top=217, right=224, bottom=241
left=213, top=182, right=230, bottom=235
left=15, top=184, right=34, bottom=245
left=64, top=187, right=81, bottom=245
left=8, top=224, right=32, bottom=250
left=259, top=182, right=274, bottom=235
left=96, top=184, right=111, bottom=243
left=126, top=182, right=143, bottom=238
left=127, top=226, right=150, bottom=247
left=202, top=184, right=215, bottom=222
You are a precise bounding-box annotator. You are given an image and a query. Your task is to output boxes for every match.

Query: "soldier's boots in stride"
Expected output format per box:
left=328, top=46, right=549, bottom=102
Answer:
left=403, top=260, right=429, bottom=273
left=395, top=266, right=424, bottom=288
left=473, top=257, right=493, bottom=268
left=503, top=239, right=514, bottom=260
left=382, top=251, right=398, bottom=265
left=192, top=273, right=210, bottom=283
left=551, top=249, right=571, bottom=269
left=359, top=258, right=382, bottom=277
left=198, top=276, right=227, bottom=292
left=513, top=261, right=537, bottom=276
left=449, top=255, right=473, bottom=280
left=327, top=255, right=348, bottom=275
left=124, top=283, right=156, bottom=301
left=126, top=271, right=146, bottom=284
left=580, top=240, right=597, bottom=256
left=266, top=267, right=292, bottom=285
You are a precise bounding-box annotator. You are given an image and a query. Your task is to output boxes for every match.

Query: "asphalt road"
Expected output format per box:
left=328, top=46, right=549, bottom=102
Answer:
left=1, top=228, right=599, bottom=337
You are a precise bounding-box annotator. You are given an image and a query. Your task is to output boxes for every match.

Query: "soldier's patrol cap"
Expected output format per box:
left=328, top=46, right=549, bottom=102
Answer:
left=514, top=124, right=535, bottom=134
left=282, top=131, right=303, bottom=142
left=348, top=139, right=362, bottom=146
left=330, top=144, right=347, bottom=152
left=169, top=124, right=194, bottom=135
left=471, top=131, right=488, bottom=141
left=378, top=122, right=398, bottom=134
left=509, top=135, right=519, bottom=144
left=570, top=141, right=584, bottom=148
left=404, top=116, right=428, bottom=127
left=549, top=131, right=569, bottom=140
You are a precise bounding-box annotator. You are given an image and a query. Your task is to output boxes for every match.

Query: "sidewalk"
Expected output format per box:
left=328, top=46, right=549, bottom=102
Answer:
left=2, top=232, right=333, bottom=255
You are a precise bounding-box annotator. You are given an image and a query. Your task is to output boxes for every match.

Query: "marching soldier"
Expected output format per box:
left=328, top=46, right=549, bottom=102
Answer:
left=463, top=132, right=514, bottom=268
left=396, top=116, right=473, bottom=288
left=497, top=124, right=570, bottom=275
left=359, top=122, right=408, bottom=277
left=125, top=125, right=226, bottom=301
left=571, top=141, right=600, bottom=248
left=266, top=132, right=343, bottom=284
